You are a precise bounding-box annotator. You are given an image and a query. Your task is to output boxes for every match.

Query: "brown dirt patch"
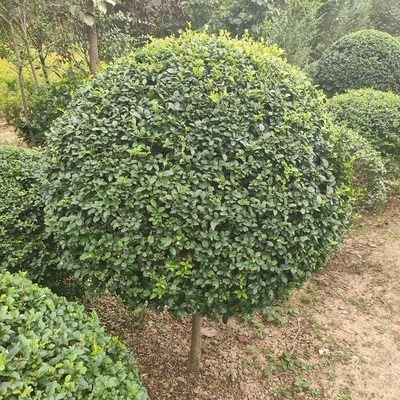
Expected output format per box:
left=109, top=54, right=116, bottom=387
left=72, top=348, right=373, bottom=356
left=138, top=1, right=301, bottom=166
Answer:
left=0, top=119, right=23, bottom=146
left=90, top=192, right=400, bottom=400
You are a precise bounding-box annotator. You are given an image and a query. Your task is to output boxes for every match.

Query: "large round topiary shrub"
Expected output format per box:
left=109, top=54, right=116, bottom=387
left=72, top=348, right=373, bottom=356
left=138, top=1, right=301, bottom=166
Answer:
left=0, top=146, right=57, bottom=280
left=0, top=271, right=148, bottom=399
left=44, top=31, right=352, bottom=321
left=310, top=30, right=400, bottom=97
left=334, top=127, right=388, bottom=212
left=327, top=88, right=400, bottom=177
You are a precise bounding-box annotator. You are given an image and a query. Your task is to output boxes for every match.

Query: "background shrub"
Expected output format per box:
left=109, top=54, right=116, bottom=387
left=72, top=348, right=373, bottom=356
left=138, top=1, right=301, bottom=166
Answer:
left=44, top=31, right=352, bottom=320
left=0, top=146, right=82, bottom=298
left=13, top=74, right=84, bottom=146
left=310, top=30, right=400, bottom=97
left=327, top=88, right=400, bottom=177
left=334, top=127, right=387, bottom=211
left=0, top=146, right=54, bottom=279
left=0, top=271, right=148, bottom=399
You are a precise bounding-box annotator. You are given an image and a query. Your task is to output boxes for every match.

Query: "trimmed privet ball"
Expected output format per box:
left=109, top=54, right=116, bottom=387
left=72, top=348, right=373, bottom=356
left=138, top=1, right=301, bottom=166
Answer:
left=311, top=30, right=400, bottom=97
left=327, top=88, right=400, bottom=177
left=44, top=31, right=352, bottom=319
left=0, top=271, right=148, bottom=399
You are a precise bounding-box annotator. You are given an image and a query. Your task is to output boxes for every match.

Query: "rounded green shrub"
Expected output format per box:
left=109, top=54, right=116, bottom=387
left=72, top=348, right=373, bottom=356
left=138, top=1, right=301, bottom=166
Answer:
left=44, top=31, right=352, bottom=320
left=0, top=146, right=56, bottom=280
left=0, top=271, right=148, bottom=399
left=327, top=88, right=400, bottom=177
left=311, top=30, right=400, bottom=97
left=0, top=146, right=84, bottom=299
left=334, top=127, right=387, bottom=211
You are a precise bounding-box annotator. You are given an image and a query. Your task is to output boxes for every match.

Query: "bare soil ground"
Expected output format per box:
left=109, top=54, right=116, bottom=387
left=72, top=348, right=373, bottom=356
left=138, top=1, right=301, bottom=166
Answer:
left=0, top=119, right=23, bottom=146
left=90, top=191, right=400, bottom=400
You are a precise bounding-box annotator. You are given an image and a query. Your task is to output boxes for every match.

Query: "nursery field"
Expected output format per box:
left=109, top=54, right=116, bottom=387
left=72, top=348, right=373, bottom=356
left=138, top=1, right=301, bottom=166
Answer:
left=89, top=192, right=400, bottom=400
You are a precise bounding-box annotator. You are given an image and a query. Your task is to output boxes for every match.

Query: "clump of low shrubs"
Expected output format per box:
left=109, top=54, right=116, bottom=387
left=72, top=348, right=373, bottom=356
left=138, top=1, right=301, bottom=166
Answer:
left=0, top=271, right=148, bottom=399
left=311, top=30, right=400, bottom=97
left=327, top=88, right=400, bottom=178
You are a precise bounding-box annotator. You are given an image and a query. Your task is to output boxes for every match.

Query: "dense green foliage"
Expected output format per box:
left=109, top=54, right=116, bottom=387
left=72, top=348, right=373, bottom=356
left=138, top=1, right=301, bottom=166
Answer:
left=13, top=75, right=84, bottom=146
left=0, top=271, right=148, bottom=399
left=313, top=0, right=373, bottom=60
left=0, top=146, right=57, bottom=281
left=370, top=0, right=400, bottom=37
left=262, top=0, right=323, bottom=67
left=44, top=31, right=352, bottom=320
left=327, top=88, right=400, bottom=177
left=311, top=30, right=400, bottom=97
left=335, top=128, right=387, bottom=211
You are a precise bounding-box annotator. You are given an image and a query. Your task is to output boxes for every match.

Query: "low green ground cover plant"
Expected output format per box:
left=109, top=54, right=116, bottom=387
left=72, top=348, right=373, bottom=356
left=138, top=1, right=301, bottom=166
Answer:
left=0, top=271, right=148, bottom=399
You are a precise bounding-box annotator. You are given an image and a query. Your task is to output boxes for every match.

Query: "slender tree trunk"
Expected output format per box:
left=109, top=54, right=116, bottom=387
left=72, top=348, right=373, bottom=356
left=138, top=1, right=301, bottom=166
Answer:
left=38, top=51, right=50, bottom=86
left=8, top=22, right=35, bottom=145
left=86, top=0, right=100, bottom=75
left=17, top=7, right=40, bottom=88
left=188, top=313, right=202, bottom=371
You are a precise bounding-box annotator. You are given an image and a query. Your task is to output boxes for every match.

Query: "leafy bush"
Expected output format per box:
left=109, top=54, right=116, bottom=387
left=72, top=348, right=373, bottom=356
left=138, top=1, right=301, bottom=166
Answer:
left=0, top=146, right=85, bottom=299
left=312, top=0, right=372, bottom=61
left=262, top=0, right=323, bottom=67
left=44, top=31, right=352, bottom=320
left=335, top=127, right=387, bottom=211
left=0, top=146, right=53, bottom=279
left=0, top=271, right=148, bottom=399
left=370, top=0, right=400, bottom=37
left=13, top=74, right=84, bottom=146
left=327, top=88, right=400, bottom=177
left=310, top=30, right=400, bottom=97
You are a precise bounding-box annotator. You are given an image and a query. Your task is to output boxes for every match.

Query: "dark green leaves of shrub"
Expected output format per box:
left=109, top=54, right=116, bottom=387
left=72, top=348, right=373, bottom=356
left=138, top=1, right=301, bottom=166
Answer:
left=311, top=30, right=400, bottom=97
left=0, top=146, right=56, bottom=281
left=44, top=31, right=352, bottom=320
left=327, top=88, right=400, bottom=178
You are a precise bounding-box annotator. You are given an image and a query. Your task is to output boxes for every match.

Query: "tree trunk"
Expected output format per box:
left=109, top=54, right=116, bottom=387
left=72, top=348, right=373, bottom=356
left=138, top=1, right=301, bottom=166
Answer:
left=17, top=7, right=40, bottom=88
left=188, top=313, right=202, bottom=371
left=86, top=0, right=100, bottom=75
left=9, top=22, right=35, bottom=145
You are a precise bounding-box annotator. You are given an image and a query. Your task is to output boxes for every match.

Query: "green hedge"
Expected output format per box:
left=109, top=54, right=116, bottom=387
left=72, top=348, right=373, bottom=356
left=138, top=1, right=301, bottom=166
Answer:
left=44, top=31, right=352, bottom=320
left=327, top=88, right=400, bottom=177
left=310, top=30, right=400, bottom=97
left=0, top=271, right=148, bottom=399
left=335, top=127, right=387, bottom=211
left=0, top=146, right=55, bottom=280
left=0, top=146, right=87, bottom=299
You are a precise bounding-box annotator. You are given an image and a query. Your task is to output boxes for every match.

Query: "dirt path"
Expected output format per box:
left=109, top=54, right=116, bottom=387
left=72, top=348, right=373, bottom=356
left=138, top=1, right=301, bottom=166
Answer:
left=303, top=195, right=400, bottom=399
left=92, top=192, right=400, bottom=400
left=0, top=119, right=19, bottom=145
